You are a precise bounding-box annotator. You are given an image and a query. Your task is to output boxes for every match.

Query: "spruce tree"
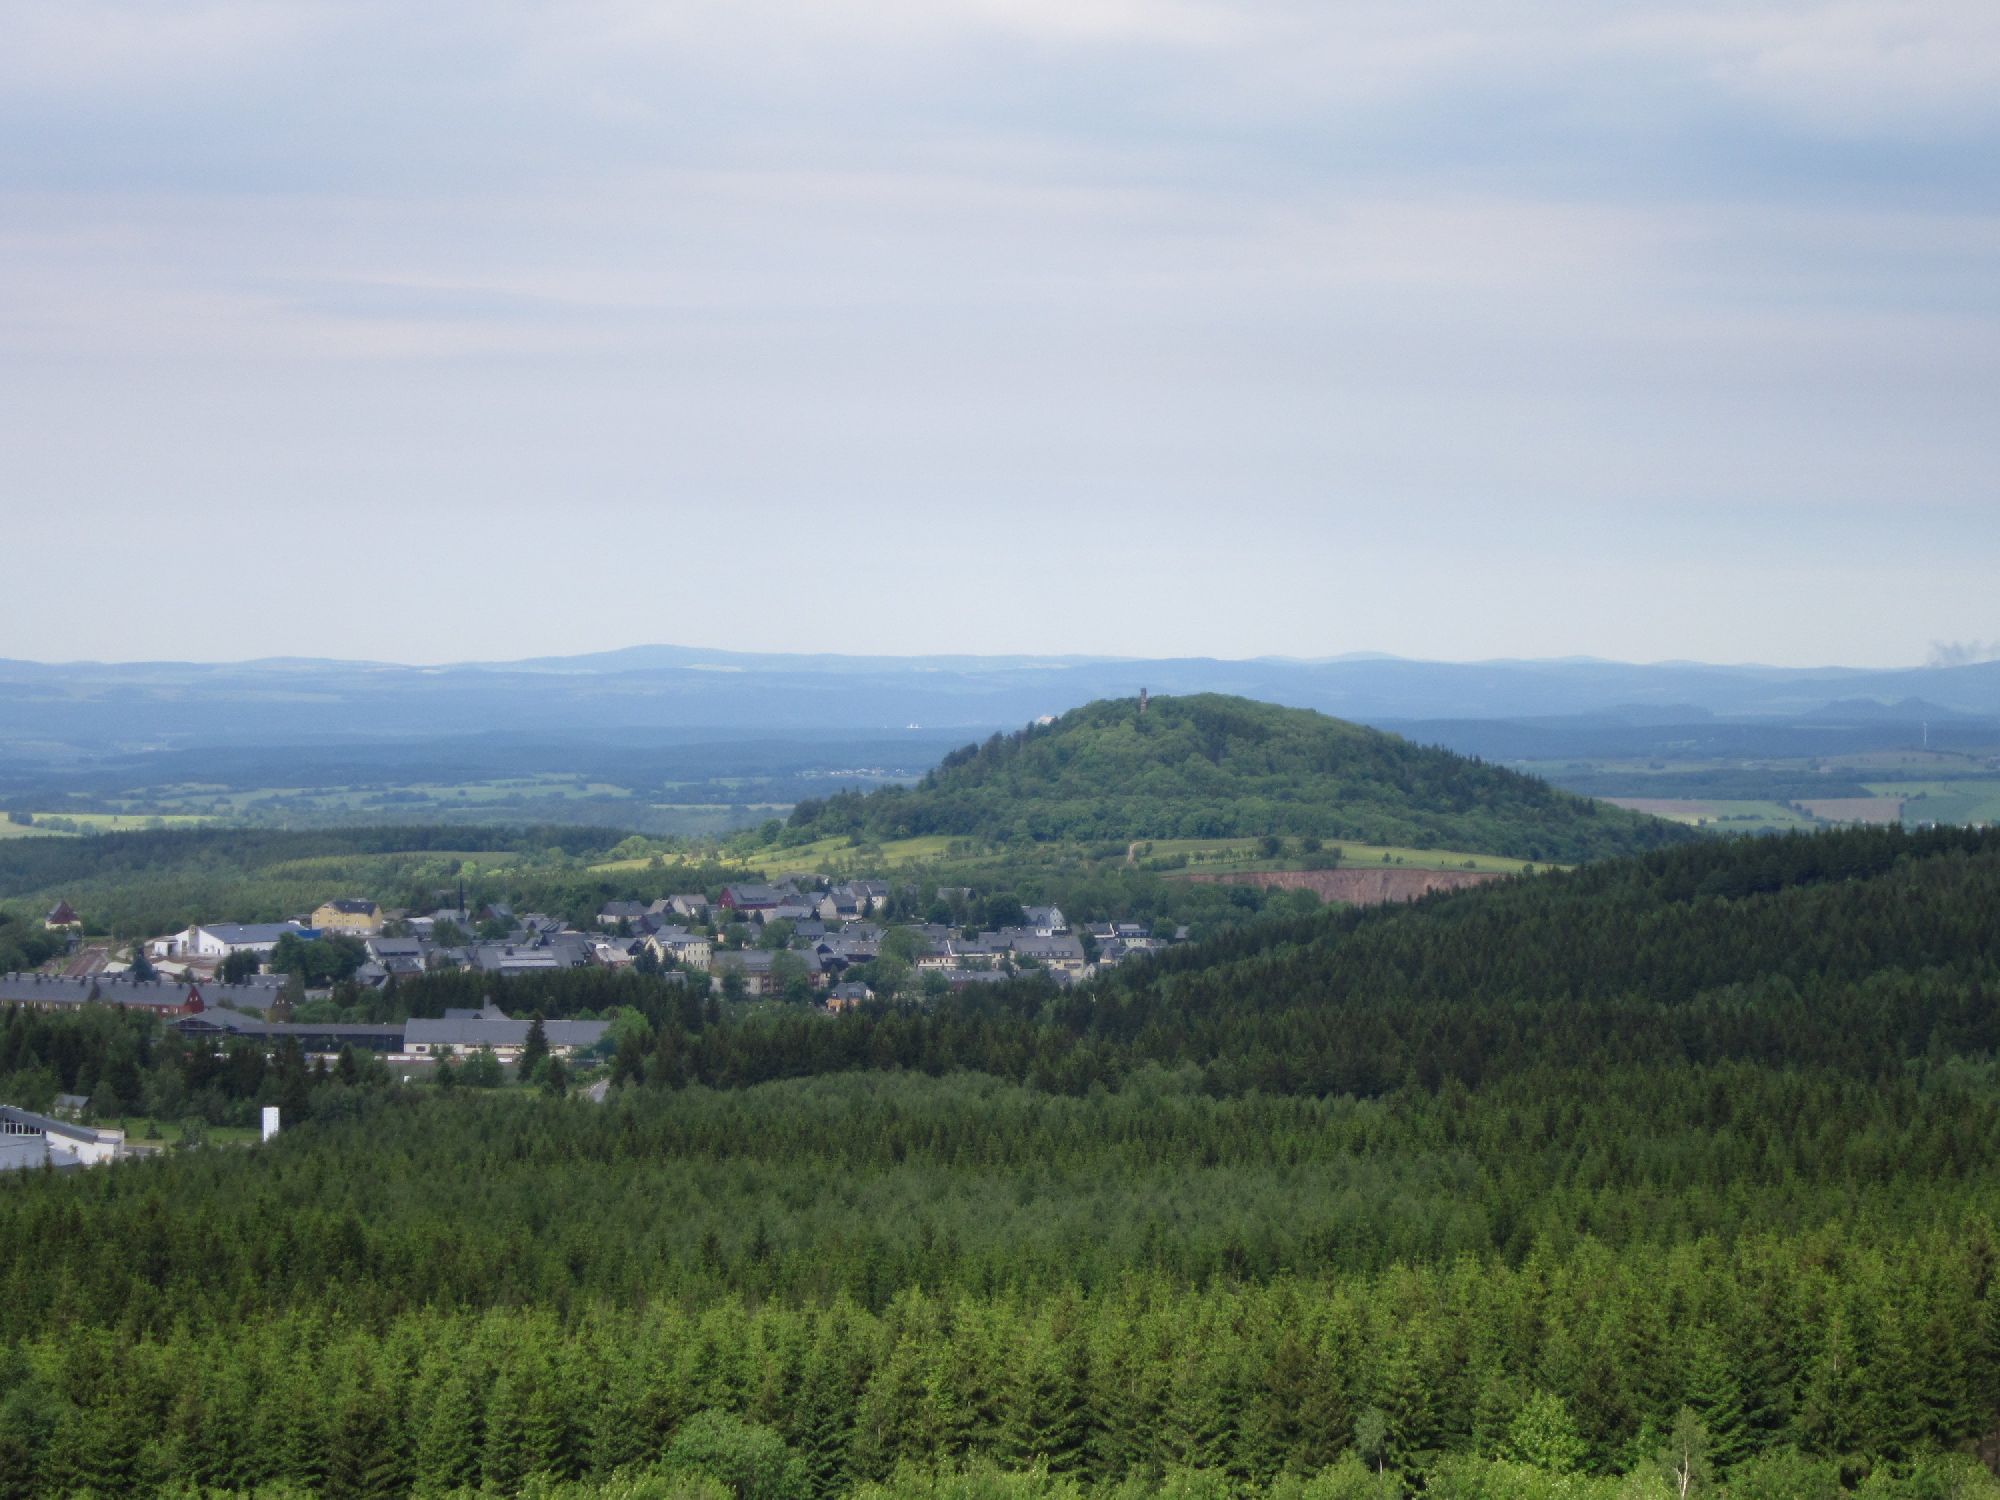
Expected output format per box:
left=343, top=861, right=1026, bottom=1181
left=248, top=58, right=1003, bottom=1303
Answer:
left=412, top=1371, right=479, bottom=1497
left=1681, top=1329, right=1748, bottom=1471
left=481, top=1368, right=528, bottom=1496
left=323, top=1377, right=399, bottom=1500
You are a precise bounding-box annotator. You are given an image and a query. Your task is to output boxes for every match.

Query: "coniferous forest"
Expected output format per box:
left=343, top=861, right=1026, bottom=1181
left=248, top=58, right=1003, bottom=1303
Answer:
left=7, top=827, right=2000, bottom=1496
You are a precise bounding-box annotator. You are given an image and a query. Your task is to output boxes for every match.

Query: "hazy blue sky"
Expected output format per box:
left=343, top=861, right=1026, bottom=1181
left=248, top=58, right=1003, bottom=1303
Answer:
left=3, top=0, right=1996, bottom=667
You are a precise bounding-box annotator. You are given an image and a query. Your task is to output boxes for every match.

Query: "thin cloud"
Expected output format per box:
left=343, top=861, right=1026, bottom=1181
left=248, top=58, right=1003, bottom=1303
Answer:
left=1928, top=641, right=2000, bottom=668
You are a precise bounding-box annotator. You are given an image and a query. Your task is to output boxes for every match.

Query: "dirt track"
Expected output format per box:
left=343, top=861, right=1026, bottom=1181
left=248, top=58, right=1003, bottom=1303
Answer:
left=1171, top=867, right=1505, bottom=905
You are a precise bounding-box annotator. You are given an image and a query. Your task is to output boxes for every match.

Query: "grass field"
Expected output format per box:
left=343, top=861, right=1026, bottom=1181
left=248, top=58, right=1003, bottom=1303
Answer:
left=1796, top=797, right=1906, bottom=825
left=103, top=1117, right=263, bottom=1148
left=10, top=812, right=218, bottom=834
left=1865, top=781, right=2000, bottom=826
left=1132, top=836, right=1543, bottom=874
left=601, top=833, right=1550, bottom=880
left=1602, top=798, right=1819, bottom=831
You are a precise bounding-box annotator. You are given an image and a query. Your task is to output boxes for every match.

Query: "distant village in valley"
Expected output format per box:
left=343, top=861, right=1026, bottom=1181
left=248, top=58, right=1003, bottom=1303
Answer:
left=1, top=876, right=1186, bottom=1167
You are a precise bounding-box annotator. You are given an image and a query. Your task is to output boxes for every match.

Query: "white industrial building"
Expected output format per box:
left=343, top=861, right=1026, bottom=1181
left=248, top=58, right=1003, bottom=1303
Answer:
left=0, top=1106, right=126, bottom=1171
left=149, top=922, right=310, bottom=960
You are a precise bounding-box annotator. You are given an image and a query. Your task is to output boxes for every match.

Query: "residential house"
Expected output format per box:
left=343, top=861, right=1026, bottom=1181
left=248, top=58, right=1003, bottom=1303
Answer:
left=644, top=926, right=714, bottom=972
left=710, top=948, right=824, bottom=998
left=43, top=900, right=81, bottom=933
left=719, top=883, right=796, bottom=913
left=0, top=973, right=288, bottom=1017
left=312, top=899, right=384, bottom=935
left=816, top=881, right=890, bottom=922
left=759, top=899, right=818, bottom=926
left=467, top=939, right=588, bottom=977
left=1006, top=932, right=1089, bottom=976
left=813, top=933, right=881, bottom=972
left=364, top=936, right=431, bottom=982
left=825, top=981, right=873, bottom=1011
left=1020, top=904, right=1069, bottom=935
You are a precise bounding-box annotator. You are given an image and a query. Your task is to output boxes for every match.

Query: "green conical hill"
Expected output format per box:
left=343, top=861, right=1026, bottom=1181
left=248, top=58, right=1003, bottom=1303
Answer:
left=787, top=693, right=1691, bottom=864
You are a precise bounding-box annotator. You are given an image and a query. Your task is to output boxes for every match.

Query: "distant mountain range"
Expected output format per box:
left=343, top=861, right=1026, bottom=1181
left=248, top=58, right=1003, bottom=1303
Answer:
left=5, top=647, right=2000, bottom=758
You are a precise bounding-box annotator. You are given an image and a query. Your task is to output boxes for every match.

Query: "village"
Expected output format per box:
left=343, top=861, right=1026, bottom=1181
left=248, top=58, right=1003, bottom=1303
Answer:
left=0, top=880, right=1181, bottom=1124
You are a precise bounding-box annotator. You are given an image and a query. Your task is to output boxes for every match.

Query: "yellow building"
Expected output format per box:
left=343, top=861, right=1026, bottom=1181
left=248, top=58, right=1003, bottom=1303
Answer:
left=312, top=899, right=383, bottom=935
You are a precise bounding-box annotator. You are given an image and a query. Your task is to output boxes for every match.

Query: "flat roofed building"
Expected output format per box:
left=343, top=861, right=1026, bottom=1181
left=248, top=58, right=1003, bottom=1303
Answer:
left=0, top=1105, right=124, bottom=1168
left=150, top=923, right=310, bottom=960
left=404, top=1004, right=608, bottom=1059
left=172, top=1009, right=406, bottom=1054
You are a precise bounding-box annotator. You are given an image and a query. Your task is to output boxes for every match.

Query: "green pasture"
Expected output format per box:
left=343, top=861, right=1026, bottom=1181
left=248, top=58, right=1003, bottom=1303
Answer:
left=659, top=832, right=1551, bottom=881
left=1133, top=835, right=1543, bottom=874
left=104, top=1117, right=263, bottom=1149
left=18, top=811, right=216, bottom=832
left=0, top=822, right=65, bottom=840
left=1867, top=781, right=2000, bottom=827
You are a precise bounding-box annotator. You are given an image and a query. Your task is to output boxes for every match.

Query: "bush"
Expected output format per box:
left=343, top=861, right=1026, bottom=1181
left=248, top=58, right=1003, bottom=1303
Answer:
left=662, top=1410, right=807, bottom=1500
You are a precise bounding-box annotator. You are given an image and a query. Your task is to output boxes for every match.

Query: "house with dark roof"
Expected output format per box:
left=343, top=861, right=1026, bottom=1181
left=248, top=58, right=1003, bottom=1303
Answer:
left=720, top=883, right=797, bottom=913
left=0, top=973, right=287, bottom=1017
left=44, top=900, right=80, bottom=932
left=825, top=981, right=873, bottom=1011
left=312, top=899, right=383, bottom=934
left=814, top=934, right=881, bottom=971
left=643, top=926, right=713, bottom=971
left=1003, top=932, right=1089, bottom=975
left=709, top=948, right=824, bottom=998
left=172, top=1008, right=406, bottom=1054
left=405, top=1004, right=609, bottom=1059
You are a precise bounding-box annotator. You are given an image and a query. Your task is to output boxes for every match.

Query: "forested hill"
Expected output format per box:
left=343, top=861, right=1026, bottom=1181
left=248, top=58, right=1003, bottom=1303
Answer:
left=573, top=822, right=2000, bottom=1096
left=787, top=693, right=1691, bottom=862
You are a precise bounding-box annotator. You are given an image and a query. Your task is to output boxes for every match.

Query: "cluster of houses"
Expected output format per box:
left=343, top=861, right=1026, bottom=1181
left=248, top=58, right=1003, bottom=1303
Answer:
left=20, top=877, right=1181, bottom=1024
left=0, top=968, right=610, bottom=1065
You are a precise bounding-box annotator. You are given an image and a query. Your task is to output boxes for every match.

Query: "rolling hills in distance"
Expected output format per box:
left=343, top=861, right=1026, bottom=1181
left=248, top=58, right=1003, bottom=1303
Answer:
left=7, top=644, right=2000, bottom=748
left=4, top=645, right=1997, bottom=839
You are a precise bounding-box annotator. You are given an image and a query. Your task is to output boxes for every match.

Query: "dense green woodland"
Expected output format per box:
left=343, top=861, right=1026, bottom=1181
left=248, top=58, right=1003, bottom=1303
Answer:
left=787, top=696, right=1689, bottom=863
left=5, top=826, right=2000, bottom=1496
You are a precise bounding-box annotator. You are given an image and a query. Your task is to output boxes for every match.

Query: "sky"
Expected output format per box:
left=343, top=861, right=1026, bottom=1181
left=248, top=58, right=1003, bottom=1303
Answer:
left=2, top=0, right=1997, bottom=669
